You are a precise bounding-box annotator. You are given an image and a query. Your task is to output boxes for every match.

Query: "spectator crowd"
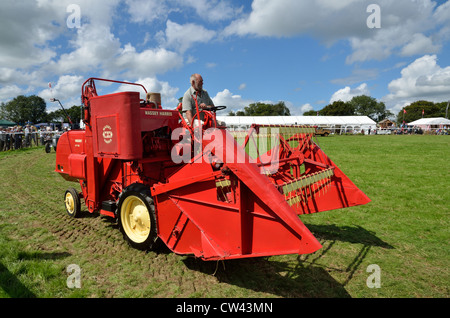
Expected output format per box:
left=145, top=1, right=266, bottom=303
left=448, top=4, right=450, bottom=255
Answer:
left=0, top=125, right=65, bottom=151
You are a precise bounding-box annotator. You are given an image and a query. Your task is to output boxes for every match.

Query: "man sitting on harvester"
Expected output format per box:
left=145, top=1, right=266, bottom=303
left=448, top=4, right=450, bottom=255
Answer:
left=181, top=73, right=215, bottom=126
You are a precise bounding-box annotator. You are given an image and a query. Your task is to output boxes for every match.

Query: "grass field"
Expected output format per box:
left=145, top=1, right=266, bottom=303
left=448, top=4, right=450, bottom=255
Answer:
left=0, top=134, right=448, bottom=298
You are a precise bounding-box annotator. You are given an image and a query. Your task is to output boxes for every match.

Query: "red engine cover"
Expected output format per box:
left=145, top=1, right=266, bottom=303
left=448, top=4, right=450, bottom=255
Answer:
left=90, top=92, right=142, bottom=160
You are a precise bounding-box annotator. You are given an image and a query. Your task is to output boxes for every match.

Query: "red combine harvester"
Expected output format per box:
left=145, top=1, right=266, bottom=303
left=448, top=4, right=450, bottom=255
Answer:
left=55, top=78, right=370, bottom=261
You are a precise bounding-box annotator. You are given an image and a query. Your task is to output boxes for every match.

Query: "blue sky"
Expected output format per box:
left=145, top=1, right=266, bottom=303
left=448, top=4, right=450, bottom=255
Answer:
left=1, top=0, right=449, bottom=117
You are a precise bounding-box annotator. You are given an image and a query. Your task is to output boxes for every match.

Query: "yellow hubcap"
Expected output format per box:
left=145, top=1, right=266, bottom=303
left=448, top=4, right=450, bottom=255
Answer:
left=121, top=196, right=151, bottom=244
left=65, top=193, right=75, bottom=213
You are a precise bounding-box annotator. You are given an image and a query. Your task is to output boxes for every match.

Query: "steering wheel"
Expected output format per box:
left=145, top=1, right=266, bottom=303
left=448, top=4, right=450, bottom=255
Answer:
left=191, top=106, right=227, bottom=129
left=191, top=109, right=214, bottom=130
left=207, top=106, right=227, bottom=112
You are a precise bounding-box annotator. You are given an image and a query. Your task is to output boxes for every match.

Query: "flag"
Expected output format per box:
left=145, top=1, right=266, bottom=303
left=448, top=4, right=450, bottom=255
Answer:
left=48, top=82, right=52, bottom=88
left=403, top=109, right=407, bottom=114
left=422, top=109, right=424, bottom=115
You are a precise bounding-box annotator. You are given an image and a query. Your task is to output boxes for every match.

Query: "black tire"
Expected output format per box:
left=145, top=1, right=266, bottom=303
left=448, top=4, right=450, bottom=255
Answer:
left=117, top=183, right=159, bottom=251
left=45, top=142, right=51, bottom=153
left=64, top=188, right=81, bottom=218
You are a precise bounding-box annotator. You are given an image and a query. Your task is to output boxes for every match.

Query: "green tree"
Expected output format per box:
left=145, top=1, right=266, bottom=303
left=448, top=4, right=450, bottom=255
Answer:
left=47, top=105, right=82, bottom=124
left=0, top=102, right=5, bottom=119
left=240, top=101, right=291, bottom=116
left=0, top=95, right=47, bottom=124
left=349, top=95, right=391, bottom=122
left=319, top=100, right=355, bottom=116
left=396, top=100, right=447, bottom=124
left=303, top=110, right=319, bottom=116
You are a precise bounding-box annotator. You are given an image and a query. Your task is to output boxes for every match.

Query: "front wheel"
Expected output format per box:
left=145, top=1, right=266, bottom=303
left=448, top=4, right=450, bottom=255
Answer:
left=117, top=183, right=159, bottom=251
left=45, top=142, right=51, bottom=153
left=64, top=188, right=81, bottom=218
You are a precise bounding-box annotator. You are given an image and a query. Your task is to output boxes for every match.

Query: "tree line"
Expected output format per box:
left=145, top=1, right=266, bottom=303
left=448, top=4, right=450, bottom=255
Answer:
left=303, top=95, right=393, bottom=122
left=1, top=94, right=448, bottom=126
left=228, top=101, right=291, bottom=117
left=227, top=96, right=392, bottom=122
left=0, top=95, right=82, bottom=125
left=229, top=96, right=448, bottom=124
left=394, top=100, right=449, bottom=124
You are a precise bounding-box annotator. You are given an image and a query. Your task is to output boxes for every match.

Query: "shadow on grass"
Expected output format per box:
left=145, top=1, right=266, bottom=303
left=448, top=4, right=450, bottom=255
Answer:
left=305, top=224, right=393, bottom=249
left=183, top=224, right=393, bottom=298
left=184, top=257, right=351, bottom=297
left=17, top=251, right=71, bottom=261
left=0, top=262, right=36, bottom=298
left=0, top=251, right=70, bottom=298
left=303, top=224, right=393, bottom=287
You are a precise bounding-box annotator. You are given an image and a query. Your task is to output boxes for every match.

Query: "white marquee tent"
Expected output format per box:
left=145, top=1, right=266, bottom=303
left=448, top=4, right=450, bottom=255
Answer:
left=216, top=116, right=377, bottom=134
left=408, top=117, right=450, bottom=130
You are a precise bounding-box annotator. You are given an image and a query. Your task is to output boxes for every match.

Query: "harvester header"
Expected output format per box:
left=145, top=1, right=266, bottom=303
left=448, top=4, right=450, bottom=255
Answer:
left=55, top=78, right=370, bottom=261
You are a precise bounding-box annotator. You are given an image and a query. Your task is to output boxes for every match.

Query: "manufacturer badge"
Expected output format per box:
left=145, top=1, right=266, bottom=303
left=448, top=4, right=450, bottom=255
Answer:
left=103, top=125, right=113, bottom=144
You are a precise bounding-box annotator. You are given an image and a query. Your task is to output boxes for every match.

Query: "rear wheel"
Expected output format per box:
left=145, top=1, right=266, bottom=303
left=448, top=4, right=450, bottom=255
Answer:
left=117, top=183, right=159, bottom=251
left=64, top=188, right=81, bottom=218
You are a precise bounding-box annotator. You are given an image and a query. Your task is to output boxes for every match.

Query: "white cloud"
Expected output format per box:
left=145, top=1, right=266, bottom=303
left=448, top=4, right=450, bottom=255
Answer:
left=0, top=0, right=124, bottom=70
left=48, top=24, right=121, bottom=74
left=177, top=0, right=242, bottom=22
left=38, top=75, right=85, bottom=110
left=330, top=83, right=370, bottom=103
left=383, top=55, right=450, bottom=112
left=125, top=0, right=241, bottom=24
left=212, top=90, right=313, bottom=116
left=223, top=0, right=374, bottom=40
left=0, top=68, right=40, bottom=87
left=288, top=103, right=314, bottom=116
left=331, top=68, right=379, bottom=85
left=345, top=0, right=442, bottom=63
left=0, top=1, right=188, bottom=107
left=112, top=43, right=183, bottom=78
left=0, top=1, right=59, bottom=69
left=400, top=33, right=441, bottom=56
left=212, top=89, right=303, bottom=115
left=138, top=77, right=180, bottom=108
left=0, top=68, right=16, bottom=84
left=0, top=85, right=24, bottom=102
left=125, top=0, right=170, bottom=23
left=300, top=103, right=314, bottom=114
left=224, top=0, right=447, bottom=63
left=212, top=89, right=255, bottom=112
left=43, top=21, right=183, bottom=79
left=158, top=20, right=216, bottom=53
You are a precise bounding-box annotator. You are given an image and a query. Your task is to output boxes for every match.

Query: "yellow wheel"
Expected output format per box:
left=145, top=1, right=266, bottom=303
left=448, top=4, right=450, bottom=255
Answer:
left=118, top=183, right=159, bottom=250
left=120, top=196, right=151, bottom=244
left=64, top=188, right=80, bottom=218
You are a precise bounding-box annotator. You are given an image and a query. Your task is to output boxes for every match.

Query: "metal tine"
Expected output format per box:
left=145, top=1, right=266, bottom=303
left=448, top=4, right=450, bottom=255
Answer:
left=283, top=168, right=336, bottom=206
